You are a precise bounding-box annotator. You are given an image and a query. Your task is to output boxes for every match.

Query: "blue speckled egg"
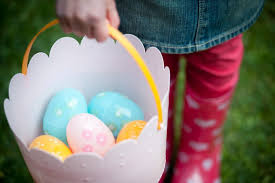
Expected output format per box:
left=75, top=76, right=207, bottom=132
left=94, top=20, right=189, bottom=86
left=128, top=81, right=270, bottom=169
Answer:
left=88, top=91, right=144, bottom=137
left=43, top=88, right=87, bottom=145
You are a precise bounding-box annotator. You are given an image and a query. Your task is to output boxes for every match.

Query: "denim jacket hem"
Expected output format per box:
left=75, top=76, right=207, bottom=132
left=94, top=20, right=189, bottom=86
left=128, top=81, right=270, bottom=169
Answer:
left=141, top=3, right=263, bottom=54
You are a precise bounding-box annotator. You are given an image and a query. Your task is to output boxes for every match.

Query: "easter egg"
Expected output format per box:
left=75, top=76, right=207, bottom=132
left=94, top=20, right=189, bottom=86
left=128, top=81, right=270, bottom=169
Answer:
left=43, top=88, right=87, bottom=145
left=29, top=135, right=72, bottom=161
left=88, top=91, right=144, bottom=137
left=116, top=120, right=147, bottom=143
left=66, top=113, right=115, bottom=156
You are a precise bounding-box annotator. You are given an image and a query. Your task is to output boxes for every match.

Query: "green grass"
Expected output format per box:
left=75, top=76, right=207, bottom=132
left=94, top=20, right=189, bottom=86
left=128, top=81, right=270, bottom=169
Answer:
left=0, top=0, right=274, bottom=182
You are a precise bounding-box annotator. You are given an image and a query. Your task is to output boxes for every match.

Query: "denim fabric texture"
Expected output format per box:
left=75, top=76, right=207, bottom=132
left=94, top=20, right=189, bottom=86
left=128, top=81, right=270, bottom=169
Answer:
left=116, top=0, right=265, bottom=54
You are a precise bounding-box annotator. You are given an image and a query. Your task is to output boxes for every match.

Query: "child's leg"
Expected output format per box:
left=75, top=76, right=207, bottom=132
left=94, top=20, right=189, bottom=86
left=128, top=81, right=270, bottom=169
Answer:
left=159, top=53, right=180, bottom=183
left=172, top=35, right=244, bottom=183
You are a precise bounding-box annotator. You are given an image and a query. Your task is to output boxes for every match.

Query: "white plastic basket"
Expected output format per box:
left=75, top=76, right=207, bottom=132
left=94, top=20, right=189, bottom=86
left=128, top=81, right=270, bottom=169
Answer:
left=4, top=20, right=170, bottom=183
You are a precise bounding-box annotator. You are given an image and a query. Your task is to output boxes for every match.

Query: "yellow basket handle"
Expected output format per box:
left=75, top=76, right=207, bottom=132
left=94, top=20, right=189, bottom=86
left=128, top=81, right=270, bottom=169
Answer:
left=22, top=19, right=163, bottom=129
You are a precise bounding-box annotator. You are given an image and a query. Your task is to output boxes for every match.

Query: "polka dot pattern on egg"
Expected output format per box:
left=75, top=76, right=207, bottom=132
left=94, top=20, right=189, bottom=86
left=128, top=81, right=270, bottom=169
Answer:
left=82, top=145, right=94, bottom=152
left=96, top=133, right=107, bottom=146
left=82, top=130, right=93, bottom=140
left=29, top=135, right=72, bottom=161
left=116, top=120, right=147, bottom=143
left=88, top=91, right=145, bottom=137
left=66, top=113, right=115, bottom=156
left=43, top=88, right=88, bottom=145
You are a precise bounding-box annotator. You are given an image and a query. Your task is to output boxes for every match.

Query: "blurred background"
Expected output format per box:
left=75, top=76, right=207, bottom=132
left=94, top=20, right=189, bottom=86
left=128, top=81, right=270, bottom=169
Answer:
left=0, top=0, right=274, bottom=182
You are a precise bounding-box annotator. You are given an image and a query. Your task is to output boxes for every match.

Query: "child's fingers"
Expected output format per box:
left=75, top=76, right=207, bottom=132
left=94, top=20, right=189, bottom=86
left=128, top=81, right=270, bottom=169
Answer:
left=71, top=14, right=88, bottom=37
left=56, top=0, right=72, bottom=34
left=107, top=0, right=120, bottom=29
left=92, top=21, right=109, bottom=42
left=56, top=0, right=111, bottom=41
left=59, top=18, right=72, bottom=34
left=84, top=3, right=108, bottom=41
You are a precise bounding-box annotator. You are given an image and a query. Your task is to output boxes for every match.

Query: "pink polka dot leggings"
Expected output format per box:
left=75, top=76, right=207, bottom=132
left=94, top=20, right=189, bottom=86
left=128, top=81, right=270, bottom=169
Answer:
left=159, top=35, right=244, bottom=183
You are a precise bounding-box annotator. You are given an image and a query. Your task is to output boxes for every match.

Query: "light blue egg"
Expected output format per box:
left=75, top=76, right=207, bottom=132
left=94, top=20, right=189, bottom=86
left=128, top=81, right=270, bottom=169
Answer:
left=43, top=88, right=87, bottom=145
left=88, top=91, right=144, bottom=137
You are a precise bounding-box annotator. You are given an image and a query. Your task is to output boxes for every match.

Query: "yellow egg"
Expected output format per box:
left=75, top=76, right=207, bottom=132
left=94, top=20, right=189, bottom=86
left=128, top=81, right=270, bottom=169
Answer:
left=29, top=135, right=72, bottom=161
left=116, top=120, right=147, bottom=143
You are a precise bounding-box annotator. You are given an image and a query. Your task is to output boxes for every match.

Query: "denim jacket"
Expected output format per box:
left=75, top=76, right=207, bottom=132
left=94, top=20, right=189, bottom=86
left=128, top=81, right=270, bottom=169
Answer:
left=116, top=0, right=265, bottom=54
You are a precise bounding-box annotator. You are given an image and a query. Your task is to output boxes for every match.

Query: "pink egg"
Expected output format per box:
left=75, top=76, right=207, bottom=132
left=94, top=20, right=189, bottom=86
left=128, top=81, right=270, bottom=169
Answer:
left=66, top=113, right=115, bottom=156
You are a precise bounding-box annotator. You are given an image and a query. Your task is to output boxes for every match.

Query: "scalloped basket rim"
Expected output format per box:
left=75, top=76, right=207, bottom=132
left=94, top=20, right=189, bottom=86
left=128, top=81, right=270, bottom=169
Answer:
left=4, top=34, right=170, bottom=167
left=5, top=34, right=168, bottom=105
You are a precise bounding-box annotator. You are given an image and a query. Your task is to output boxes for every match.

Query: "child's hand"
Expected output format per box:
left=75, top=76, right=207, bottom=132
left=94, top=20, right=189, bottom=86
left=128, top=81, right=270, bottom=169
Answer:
left=56, top=0, right=120, bottom=42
